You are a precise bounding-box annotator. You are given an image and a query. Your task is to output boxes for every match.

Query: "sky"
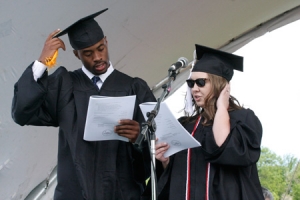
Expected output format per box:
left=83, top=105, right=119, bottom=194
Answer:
left=165, top=19, right=300, bottom=159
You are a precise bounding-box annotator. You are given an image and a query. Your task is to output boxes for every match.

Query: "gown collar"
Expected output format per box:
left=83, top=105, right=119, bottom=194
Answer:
left=82, top=61, right=114, bottom=83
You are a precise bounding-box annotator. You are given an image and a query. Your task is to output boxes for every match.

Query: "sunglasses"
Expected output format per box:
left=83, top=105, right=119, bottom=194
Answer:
left=186, top=78, right=209, bottom=88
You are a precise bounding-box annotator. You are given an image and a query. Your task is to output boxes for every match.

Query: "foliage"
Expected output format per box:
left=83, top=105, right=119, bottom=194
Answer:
left=258, top=147, right=300, bottom=200
left=290, top=162, right=300, bottom=200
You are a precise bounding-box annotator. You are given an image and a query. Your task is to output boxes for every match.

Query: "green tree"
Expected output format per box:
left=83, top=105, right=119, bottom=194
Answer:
left=289, top=161, right=300, bottom=200
left=258, top=147, right=300, bottom=200
left=258, top=147, right=286, bottom=199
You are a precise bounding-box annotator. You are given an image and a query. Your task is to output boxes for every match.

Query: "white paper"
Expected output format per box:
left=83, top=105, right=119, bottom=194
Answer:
left=139, top=102, right=201, bottom=157
left=83, top=95, right=136, bottom=142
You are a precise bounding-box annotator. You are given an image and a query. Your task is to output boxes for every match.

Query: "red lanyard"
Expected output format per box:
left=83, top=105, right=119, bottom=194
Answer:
left=185, top=115, right=201, bottom=200
left=185, top=115, right=210, bottom=200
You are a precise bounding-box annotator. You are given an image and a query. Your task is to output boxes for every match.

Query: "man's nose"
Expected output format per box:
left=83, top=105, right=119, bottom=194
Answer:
left=93, top=52, right=102, bottom=62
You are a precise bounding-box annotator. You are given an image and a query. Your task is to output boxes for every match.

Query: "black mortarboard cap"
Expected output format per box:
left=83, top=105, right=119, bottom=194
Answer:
left=53, top=8, right=108, bottom=50
left=192, top=44, right=243, bottom=81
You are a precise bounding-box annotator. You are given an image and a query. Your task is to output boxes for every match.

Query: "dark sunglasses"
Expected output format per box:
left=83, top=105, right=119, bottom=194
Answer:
left=186, top=78, right=209, bottom=88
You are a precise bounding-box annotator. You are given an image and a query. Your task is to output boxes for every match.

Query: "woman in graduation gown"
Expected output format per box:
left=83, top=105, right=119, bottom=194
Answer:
left=155, top=44, right=264, bottom=200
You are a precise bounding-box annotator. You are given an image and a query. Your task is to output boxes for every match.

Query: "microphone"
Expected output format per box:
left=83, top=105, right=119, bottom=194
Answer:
left=169, top=57, right=188, bottom=71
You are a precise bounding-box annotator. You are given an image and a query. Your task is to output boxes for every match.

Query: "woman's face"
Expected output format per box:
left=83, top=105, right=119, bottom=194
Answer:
left=189, top=72, right=211, bottom=108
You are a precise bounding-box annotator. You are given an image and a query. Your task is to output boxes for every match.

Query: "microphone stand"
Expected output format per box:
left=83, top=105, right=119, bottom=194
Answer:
left=134, top=68, right=180, bottom=200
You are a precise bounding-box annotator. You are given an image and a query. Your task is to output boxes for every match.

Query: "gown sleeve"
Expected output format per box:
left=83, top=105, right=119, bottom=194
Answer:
left=11, top=62, right=73, bottom=127
left=128, top=77, right=157, bottom=182
left=201, top=108, right=263, bottom=166
left=131, top=77, right=157, bottom=120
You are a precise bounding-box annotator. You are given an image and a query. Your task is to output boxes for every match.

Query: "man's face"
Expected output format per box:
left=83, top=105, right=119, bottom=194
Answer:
left=74, top=36, right=110, bottom=75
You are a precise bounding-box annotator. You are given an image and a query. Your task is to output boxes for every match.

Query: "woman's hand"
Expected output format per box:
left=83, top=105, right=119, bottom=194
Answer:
left=216, top=83, right=230, bottom=110
left=155, top=139, right=170, bottom=169
left=214, top=83, right=231, bottom=146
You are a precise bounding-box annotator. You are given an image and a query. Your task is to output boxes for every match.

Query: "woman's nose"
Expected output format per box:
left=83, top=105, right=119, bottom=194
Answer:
left=191, top=83, right=199, bottom=91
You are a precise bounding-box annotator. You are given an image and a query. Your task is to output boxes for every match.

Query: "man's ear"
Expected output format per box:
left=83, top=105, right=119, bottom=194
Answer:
left=73, top=50, right=80, bottom=60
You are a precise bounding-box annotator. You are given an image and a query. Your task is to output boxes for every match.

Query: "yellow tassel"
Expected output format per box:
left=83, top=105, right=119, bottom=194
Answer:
left=45, top=50, right=58, bottom=68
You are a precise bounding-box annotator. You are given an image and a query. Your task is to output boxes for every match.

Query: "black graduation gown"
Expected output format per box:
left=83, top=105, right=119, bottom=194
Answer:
left=12, top=63, right=156, bottom=200
left=156, top=109, right=264, bottom=200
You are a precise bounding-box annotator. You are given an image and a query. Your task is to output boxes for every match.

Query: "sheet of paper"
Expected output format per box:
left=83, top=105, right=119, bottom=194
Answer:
left=139, top=102, right=201, bottom=157
left=84, top=95, right=136, bottom=142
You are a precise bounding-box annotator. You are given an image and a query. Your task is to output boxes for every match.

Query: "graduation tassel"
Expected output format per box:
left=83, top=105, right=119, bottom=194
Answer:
left=44, top=50, right=58, bottom=68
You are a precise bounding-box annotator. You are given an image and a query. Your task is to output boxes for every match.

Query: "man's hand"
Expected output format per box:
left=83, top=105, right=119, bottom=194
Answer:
left=114, top=119, right=140, bottom=143
left=38, top=29, right=66, bottom=65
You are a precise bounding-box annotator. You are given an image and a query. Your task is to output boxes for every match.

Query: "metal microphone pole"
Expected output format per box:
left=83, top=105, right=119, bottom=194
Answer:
left=134, top=67, right=181, bottom=200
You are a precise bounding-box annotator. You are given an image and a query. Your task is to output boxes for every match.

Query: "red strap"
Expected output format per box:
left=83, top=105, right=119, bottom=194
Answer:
left=205, top=163, right=210, bottom=200
left=185, top=115, right=201, bottom=200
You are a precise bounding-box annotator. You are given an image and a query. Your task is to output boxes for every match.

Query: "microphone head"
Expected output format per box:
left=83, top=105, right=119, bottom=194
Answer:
left=178, top=57, right=188, bottom=68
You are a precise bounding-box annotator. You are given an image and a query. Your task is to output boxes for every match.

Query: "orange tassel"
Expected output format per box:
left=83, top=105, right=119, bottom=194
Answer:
left=45, top=50, right=58, bottom=68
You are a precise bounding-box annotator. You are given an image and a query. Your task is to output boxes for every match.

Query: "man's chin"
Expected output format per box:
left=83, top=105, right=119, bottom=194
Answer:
left=94, top=68, right=108, bottom=75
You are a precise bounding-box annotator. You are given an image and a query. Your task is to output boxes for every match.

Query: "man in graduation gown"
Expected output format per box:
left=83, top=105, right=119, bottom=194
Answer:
left=11, top=8, right=156, bottom=200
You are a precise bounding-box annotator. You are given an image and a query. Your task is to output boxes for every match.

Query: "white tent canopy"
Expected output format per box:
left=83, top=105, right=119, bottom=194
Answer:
left=1, top=1, right=300, bottom=199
